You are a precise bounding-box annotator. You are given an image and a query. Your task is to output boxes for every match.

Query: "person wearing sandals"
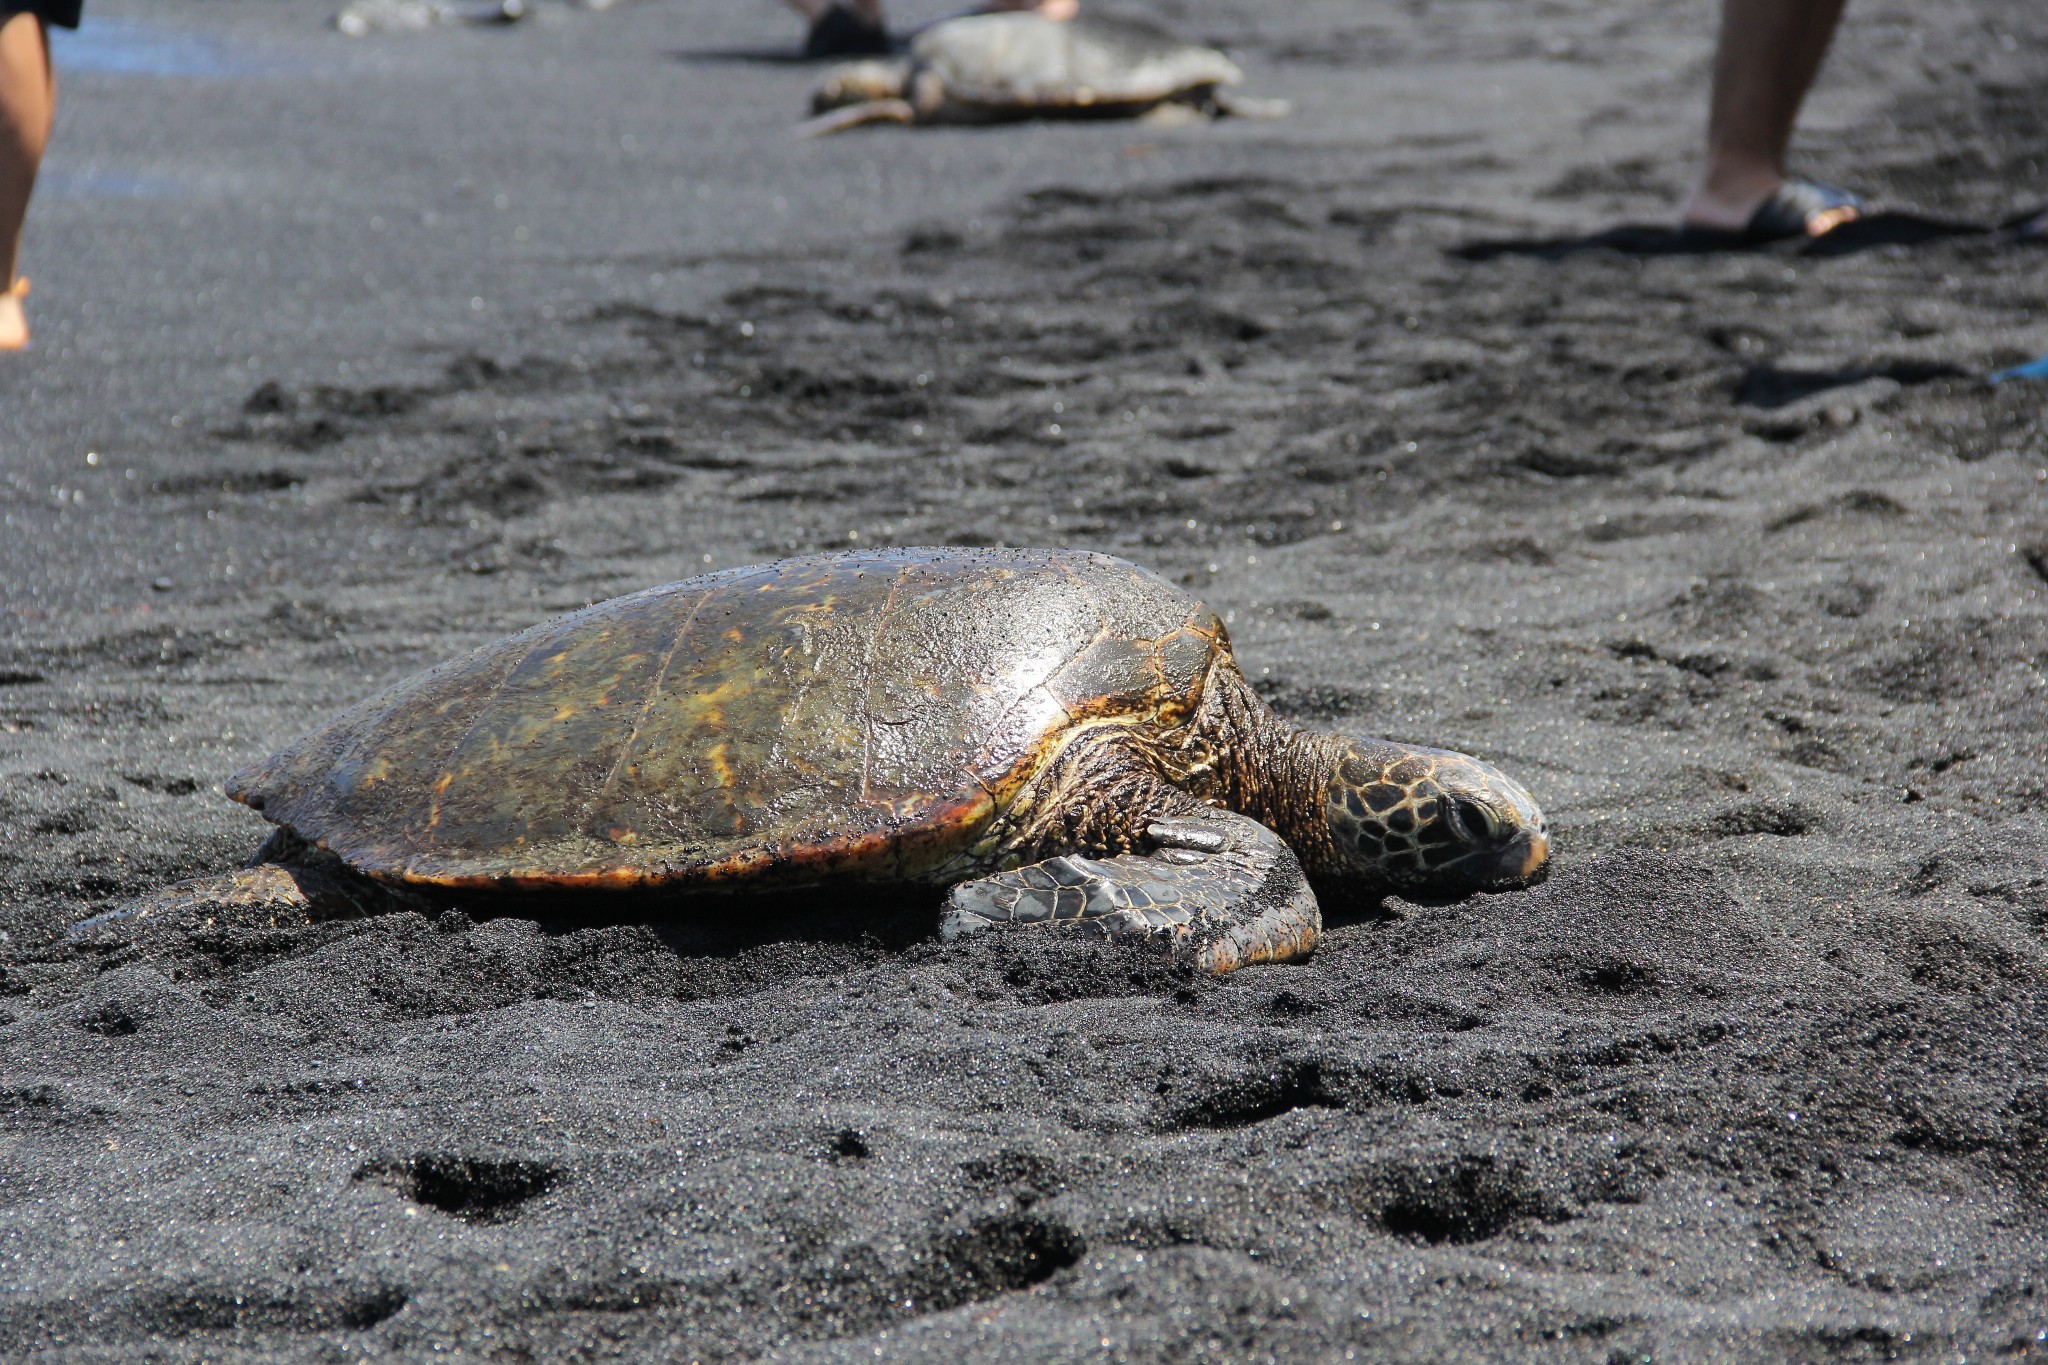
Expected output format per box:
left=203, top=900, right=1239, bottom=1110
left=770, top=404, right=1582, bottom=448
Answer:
left=1677, top=0, right=1867, bottom=245
left=1, top=0, right=75, bottom=352
left=783, top=0, right=1075, bottom=61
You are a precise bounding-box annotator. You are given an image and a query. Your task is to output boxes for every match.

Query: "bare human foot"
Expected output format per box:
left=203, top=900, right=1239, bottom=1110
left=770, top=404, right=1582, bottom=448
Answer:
left=981, top=0, right=1078, bottom=19
left=791, top=0, right=1078, bottom=58
left=786, top=0, right=1076, bottom=30
left=0, top=277, right=25, bottom=352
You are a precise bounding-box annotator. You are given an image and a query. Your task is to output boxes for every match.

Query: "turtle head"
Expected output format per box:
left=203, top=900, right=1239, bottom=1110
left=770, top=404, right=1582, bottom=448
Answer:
left=1320, top=739, right=1549, bottom=897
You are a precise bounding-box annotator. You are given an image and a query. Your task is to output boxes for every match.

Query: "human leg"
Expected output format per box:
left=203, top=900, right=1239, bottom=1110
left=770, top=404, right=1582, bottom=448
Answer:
left=0, top=8, right=55, bottom=351
left=785, top=0, right=889, bottom=58
left=1681, top=0, right=1848, bottom=231
left=782, top=0, right=881, bottom=26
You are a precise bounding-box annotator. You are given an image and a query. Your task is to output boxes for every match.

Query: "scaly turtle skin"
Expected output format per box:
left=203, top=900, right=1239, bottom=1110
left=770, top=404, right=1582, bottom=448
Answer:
left=116, top=548, right=1547, bottom=974
left=804, top=13, right=1283, bottom=135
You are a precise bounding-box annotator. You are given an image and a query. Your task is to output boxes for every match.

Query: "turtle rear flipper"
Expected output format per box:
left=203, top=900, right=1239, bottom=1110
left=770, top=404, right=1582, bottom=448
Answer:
left=940, top=809, right=1320, bottom=974
left=67, top=838, right=407, bottom=942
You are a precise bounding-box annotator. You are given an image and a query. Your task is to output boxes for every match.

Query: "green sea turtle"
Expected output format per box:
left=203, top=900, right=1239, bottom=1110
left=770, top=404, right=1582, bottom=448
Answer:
left=116, top=549, right=1546, bottom=973
left=804, top=12, right=1286, bottom=135
left=333, top=0, right=525, bottom=37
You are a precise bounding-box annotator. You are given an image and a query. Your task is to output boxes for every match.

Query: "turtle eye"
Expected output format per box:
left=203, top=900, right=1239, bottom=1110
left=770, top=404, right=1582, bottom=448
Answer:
left=1446, top=796, right=1496, bottom=844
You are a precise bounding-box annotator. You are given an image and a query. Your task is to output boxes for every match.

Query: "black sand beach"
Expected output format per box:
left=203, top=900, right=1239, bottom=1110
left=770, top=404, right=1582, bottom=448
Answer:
left=3, top=0, right=2047, bottom=1357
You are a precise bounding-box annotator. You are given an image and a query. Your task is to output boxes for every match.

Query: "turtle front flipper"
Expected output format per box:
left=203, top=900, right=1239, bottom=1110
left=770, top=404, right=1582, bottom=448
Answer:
left=939, top=810, right=1319, bottom=975
left=797, top=98, right=919, bottom=137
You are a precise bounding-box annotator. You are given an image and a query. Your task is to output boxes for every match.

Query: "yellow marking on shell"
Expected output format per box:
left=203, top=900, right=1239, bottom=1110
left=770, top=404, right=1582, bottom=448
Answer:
left=707, top=741, right=736, bottom=788
left=678, top=675, right=749, bottom=732
left=783, top=597, right=840, bottom=624
left=552, top=704, right=577, bottom=724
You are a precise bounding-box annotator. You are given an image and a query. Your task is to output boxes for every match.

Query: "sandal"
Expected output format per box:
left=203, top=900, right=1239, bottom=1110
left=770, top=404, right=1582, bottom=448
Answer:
left=803, top=3, right=892, bottom=58
left=1679, top=177, right=1867, bottom=249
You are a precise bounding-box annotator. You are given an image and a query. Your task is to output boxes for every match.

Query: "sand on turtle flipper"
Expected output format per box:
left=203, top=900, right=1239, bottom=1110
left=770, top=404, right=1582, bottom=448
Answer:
left=66, top=864, right=328, bottom=943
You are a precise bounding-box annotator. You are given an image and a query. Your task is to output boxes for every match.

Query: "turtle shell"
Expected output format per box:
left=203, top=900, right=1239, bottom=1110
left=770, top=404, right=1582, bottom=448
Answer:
left=911, top=13, right=1242, bottom=112
left=227, top=548, right=1227, bottom=891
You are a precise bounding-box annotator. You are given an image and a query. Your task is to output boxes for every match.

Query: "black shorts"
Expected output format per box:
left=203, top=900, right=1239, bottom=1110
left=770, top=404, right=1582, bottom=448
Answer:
left=1, top=1, right=82, bottom=30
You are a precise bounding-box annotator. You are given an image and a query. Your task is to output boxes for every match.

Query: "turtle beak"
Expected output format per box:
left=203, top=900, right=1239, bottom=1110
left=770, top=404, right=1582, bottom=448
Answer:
left=1482, top=824, right=1549, bottom=889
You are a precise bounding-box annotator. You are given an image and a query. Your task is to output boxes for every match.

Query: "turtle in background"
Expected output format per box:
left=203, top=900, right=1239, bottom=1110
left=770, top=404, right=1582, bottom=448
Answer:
left=109, top=549, right=1546, bottom=975
left=803, top=12, right=1286, bottom=135
left=333, top=0, right=526, bottom=37
left=331, top=0, right=621, bottom=37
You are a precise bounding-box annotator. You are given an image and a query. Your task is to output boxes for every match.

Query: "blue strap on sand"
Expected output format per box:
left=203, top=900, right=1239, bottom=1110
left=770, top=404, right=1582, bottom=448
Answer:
left=1988, top=354, right=2048, bottom=384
